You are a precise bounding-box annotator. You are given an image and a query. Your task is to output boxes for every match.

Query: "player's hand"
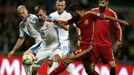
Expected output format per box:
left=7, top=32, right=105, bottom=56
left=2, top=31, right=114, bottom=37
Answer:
left=120, top=20, right=128, bottom=26
left=8, top=50, right=15, bottom=58
left=46, top=18, right=55, bottom=22
left=115, top=41, right=121, bottom=51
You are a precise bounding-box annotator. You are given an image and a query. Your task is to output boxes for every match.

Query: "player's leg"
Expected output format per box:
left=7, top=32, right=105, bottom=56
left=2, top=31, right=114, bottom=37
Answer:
left=100, top=47, right=116, bottom=75
left=49, top=45, right=90, bottom=75
left=22, top=42, right=41, bottom=75
left=23, top=42, right=50, bottom=75
left=108, top=60, right=116, bottom=75
left=49, top=52, right=75, bottom=75
left=81, top=50, right=99, bottom=75
left=32, top=46, right=53, bottom=74
left=48, top=48, right=62, bottom=74
left=60, top=41, right=76, bottom=75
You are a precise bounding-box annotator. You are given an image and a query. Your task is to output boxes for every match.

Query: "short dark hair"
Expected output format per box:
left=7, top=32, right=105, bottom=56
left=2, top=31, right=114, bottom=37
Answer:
left=35, top=5, right=46, bottom=14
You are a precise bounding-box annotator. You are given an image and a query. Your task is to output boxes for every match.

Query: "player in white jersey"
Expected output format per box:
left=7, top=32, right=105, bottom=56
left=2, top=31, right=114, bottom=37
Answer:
left=8, top=5, right=61, bottom=75
left=27, top=6, right=63, bottom=75
left=48, top=0, right=75, bottom=75
left=8, top=5, right=42, bottom=58
left=7, top=5, right=44, bottom=75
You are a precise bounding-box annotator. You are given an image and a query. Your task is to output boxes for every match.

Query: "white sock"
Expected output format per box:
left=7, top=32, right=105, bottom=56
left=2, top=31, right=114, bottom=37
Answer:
left=23, top=65, right=32, bottom=75
left=66, top=64, right=75, bottom=75
left=48, top=62, right=59, bottom=74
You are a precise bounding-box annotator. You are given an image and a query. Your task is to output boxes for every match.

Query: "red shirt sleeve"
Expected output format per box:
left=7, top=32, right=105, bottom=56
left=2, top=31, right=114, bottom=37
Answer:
left=110, top=11, right=122, bottom=42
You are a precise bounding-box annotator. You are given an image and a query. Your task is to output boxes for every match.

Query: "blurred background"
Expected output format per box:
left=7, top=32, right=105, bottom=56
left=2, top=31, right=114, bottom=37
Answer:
left=0, top=0, right=134, bottom=65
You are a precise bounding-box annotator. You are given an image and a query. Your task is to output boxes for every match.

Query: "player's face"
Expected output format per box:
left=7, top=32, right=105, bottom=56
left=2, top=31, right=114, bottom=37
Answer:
left=17, top=8, right=28, bottom=21
left=56, top=1, right=65, bottom=14
left=37, top=10, right=46, bottom=21
left=99, top=1, right=108, bottom=12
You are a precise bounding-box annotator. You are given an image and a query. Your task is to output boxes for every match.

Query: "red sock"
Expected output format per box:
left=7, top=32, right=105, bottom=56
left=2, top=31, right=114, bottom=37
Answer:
left=110, top=67, right=116, bottom=75
left=49, top=60, right=68, bottom=75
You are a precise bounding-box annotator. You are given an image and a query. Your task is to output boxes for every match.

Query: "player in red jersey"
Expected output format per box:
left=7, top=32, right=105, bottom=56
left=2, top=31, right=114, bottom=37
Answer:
left=91, top=0, right=122, bottom=74
left=48, top=4, right=128, bottom=75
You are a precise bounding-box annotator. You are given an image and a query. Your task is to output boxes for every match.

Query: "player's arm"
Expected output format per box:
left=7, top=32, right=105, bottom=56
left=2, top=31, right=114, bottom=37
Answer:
left=76, top=26, right=81, bottom=47
left=86, top=11, right=128, bottom=25
left=8, top=23, right=26, bottom=58
left=111, top=12, right=122, bottom=50
left=8, top=37, right=25, bottom=58
left=103, top=15, right=128, bottom=25
left=46, top=18, right=69, bottom=30
left=53, top=20, right=69, bottom=26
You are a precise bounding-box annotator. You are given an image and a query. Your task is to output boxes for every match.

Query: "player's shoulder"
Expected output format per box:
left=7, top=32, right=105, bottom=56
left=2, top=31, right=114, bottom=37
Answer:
left=28, top=14, right=38, bottom=19
left=64, top=11, right=72, bottom=16
left=28, top=14, right=38, bottom=23
left=108, top=8, right=117, bottom=15
left=91, top=7, right=99, bottom=11
left=49, top=11, right=57, bottom=16
left=64, top=11, right=71, bottom=14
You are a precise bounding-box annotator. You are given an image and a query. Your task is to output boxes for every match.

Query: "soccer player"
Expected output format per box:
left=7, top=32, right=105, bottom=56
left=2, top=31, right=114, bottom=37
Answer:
left=25, top=5, right=71, bottom=75
left=7, top=5, right=43, bottom=75
left=48, top=4, right=128, bottom=75
left=48, top=0, right=75, bottom=75
left=91, top=0, right=122, bottom=74
left=25, top=5, right=62, bottom=75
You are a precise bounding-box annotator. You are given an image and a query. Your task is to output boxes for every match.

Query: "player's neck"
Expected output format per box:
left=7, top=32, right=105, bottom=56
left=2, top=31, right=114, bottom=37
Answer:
left=57, top=11, right=64, bottom=15
left=100, top=6, right=108, bottom=12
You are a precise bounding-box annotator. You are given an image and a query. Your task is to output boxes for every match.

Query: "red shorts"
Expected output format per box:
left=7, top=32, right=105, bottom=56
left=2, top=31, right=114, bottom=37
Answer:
left=73, top=44, right=96, bottom=63
left=94, top=46, right=115, bottom=64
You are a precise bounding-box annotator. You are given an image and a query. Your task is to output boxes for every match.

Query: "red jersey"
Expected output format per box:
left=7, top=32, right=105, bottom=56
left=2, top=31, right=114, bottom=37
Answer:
left=92, top=8, right=122, bottom=47
left=69, top=13, right=99, bottom=46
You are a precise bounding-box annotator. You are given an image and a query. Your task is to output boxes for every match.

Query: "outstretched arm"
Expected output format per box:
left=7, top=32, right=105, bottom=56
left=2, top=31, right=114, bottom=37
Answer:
left=104, top=15, right=128, bottom=25
left=47, top=18, right=69, bottom=29
left=8, top=37, right=25, bottom=58
left=86, top=11, right=128, bottom=25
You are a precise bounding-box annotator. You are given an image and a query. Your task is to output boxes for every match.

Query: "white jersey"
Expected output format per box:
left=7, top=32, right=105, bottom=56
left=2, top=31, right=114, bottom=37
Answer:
left=49, top=11, right=72, bottom=55
left=49, top=11, right=72, bottom=41
left=30, top=21, right=61, bottom=62
left=39, top=21, right=60, bottom=49
left=19, top=14, right=42, bottom=43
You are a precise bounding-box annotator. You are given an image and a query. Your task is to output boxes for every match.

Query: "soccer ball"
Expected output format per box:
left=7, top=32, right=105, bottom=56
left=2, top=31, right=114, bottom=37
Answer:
left=22, top=53, right=35, bottom=65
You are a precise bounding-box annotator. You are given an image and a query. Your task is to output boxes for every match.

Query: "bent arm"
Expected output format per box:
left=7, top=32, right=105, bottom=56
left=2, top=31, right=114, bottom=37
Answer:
left=104, top=15, right=128, bottom=25
left=86, top=10, right=128, bottom=25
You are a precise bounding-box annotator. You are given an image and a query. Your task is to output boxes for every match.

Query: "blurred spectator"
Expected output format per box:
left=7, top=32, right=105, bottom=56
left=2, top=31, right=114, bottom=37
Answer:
left=123, top=17, right=134, bottom=61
